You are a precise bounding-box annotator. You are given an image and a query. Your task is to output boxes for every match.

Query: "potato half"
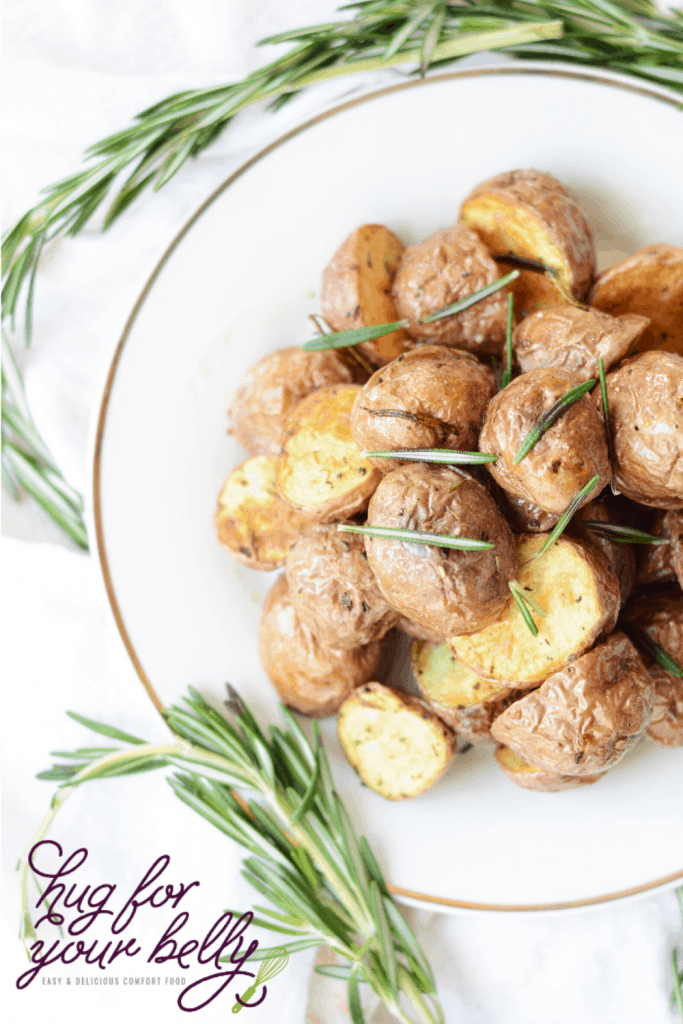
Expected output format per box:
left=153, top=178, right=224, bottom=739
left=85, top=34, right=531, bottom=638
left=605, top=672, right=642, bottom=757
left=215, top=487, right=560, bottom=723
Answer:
left=624, top=591, right=683, bottom=748
left=276, top=384, right=381, bottom=522
left=490, top=633, right=654, bottom=775
left=460, top=169, right=595, bottom=314
left=494, top=746, right=602, bottom=793
left=214, top=455, right=306, bottom=570
left=337, top=682, right=455, bottom=800
left=450, top=534, right=621, bottom=685
left=258, top=575, right=381, bottom=717
left=637, top=511, right=679, bottom=585
left=321, top=224, right=412, bottom=366
left=411, top=641, right=522, bottom=743
left=570, top=499, right=636, bottom=606
left=589, top=244, right=683, bottom=356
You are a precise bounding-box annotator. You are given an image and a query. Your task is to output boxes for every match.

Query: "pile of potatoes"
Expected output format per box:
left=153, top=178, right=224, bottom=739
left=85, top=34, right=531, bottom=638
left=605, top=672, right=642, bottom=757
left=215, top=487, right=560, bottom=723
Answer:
left=216, top=168, right=683, bottom=800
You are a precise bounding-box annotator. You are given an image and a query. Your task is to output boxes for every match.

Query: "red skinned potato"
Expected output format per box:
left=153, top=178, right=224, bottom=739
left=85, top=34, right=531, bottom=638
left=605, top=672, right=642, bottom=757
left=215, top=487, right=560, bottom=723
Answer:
left=624, top=590, right=683, bottom=747
left=285, top=523, right=399, bottom=650
left=391, top=224, right=510, bottom=354
left=350, top=346, right=496, bottom=473
left=490, top=633, right=654, bottom=775
left=228, top=346, right=364, bottom=456
left=460, top=169, right=595, bottom=314
left=479, top=367, right=611, bottom=515
left=603, top=351, right=683, bottom=509
left=494, top=746, right=602, bottom=792
left=364, top=464, right=517, bottom=638
left=258, top=575, right=381, bottom=717
left=589, top=244, right=683, bottom=356
left=512, top=305, right=648, bottom=378
left=569, top=499, right=636, bottom=606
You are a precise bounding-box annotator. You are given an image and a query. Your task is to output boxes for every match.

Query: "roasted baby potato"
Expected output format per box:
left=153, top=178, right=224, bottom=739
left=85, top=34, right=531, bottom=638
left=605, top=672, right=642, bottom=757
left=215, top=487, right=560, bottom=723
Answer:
left=285, top=523, right=399, bottom=649
left=228, top=346, right=363, bottom=456
left=637, top=511, right=681, bottom=585
left=450, top=534, right=621, bottom=686
left=411, top=641, right=524, bottom=743
left=624, top=590, right=683, bottom=747
left=512, top=305, right=648, bottom=378
left=489, top=484, right=559, bottom=534
left=479, top=367, right=611, bottom=515
left=589, top=244, right=683, bottom=356
left=603, top=351, right=683, bottom=509
left=460, top=169, right=595, bottom=314
left=320, top=224, right=412, bottom=366
left=494, top=745, right=602, bottom=792
left=214, top=456, right=306, bottom=570
left=396, top=615, right=446, bottom=643
left=337, top=682, right=455, bottom=800
left=569, top=499, right=636, bottom=606
left=392, top=224, right=510, bottom=354
left=490, top=632, right=653, bottom=775
left=364, top=464, right=517, bottom=637
left=350, top=346, right=496, bottom=472
left=276, top=384, right=382, bottom=522
left=258, top=575, right=381, bottom=717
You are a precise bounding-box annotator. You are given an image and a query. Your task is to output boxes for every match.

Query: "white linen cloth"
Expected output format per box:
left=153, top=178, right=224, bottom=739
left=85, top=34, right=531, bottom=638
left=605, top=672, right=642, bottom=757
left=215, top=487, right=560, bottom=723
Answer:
left=2, top=2, right=682, bottom=1022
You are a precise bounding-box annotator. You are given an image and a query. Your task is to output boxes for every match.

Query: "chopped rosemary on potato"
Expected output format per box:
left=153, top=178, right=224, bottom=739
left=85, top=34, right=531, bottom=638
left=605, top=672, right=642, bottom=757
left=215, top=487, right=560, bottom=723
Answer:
left=361, top=448, right=497, bottom=465
left=513, top=378, right=596, bottom=465
left=509, top=579, right=547, bottom=620
left=500, top=292, right=514, bottom=389
left=492, top=254, right=558, bottom=277
left=582, top=522, right=670, bottom=545
left=508, top=582, right=539, bottom=637
left=621, top=621, right=683, bottom=678
left=420, top=269, right=519, bottom=324
left=598, top=355, right=618, bottom=495
left=534, top=475, right=601, bottom=559
left=338, top=524, right=494, bottom=551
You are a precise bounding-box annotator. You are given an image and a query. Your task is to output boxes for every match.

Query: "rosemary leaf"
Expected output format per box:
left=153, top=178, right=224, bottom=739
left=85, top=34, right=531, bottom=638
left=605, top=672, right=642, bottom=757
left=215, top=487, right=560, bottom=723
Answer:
left=338, top=523, right=494, bottom=550
left=301, top=320, right=408, bottom=352
left=582, top=522, right=670, bottom=545
left=361, top=448, right=497, bottom=464
left=620, top=621, right=683, bottom=678
left=420, top=270, right=519, bottom=323
left=598, top=355, right=618, bottom=494
left=492, top=254, right=557, bottom=276
left=500, top=292, right=514, bottom=389
left=66, top=711, right=146, bottom=745
left=316, top=964, right=356, bottom=980
left=509, top=580, right=546, bottom=619
left=513, top=379, right=596, bottom=464
left=348, top=968, right=367, bottom=1024
left=508, top=583, right=539, bottom=637
left=534, top=475, right=602, bottom=559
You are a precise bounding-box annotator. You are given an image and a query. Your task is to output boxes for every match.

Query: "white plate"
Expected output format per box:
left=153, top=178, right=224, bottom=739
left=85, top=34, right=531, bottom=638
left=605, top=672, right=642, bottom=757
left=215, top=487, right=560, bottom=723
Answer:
left=93, top=66, right=683, bottom=913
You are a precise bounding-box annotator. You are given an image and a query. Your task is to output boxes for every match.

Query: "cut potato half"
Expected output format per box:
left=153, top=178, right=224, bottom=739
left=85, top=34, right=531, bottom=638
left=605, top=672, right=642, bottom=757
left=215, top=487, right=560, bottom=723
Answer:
left=215, top=455, right=306, bottom=570
left=276, top=384, right=381, bottom=522
left=460, top=169, right=595, bottom=315
left=494, top=745, right=601, bottom=793
left=337, top=682, right=455, bottom=800
left=449, top=534, right=620, bottom=685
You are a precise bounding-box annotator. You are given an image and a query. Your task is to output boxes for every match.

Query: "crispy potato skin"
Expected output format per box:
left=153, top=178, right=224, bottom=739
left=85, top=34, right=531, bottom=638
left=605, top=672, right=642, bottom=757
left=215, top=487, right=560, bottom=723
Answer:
left=488, top=481, right=559, bottom=534
left=337, top=682, right=455, bottom=800
left=214, top=455, right=306, bottom=570
left=228, top=346, right=364, bottom=456
left=350, top=347, right=496, bottom=472
left=604, top=352, right=683, bottom=509
left=494, top=746, right=601, bottom=792
left=321, top=224, right=412, bottom=366
left=285, top=524, right=399, bottom=649
left=589, top=244, right=683, bottom=356
left=490, top=633, right=654, bottom=775
left=460, top=169, right=595, bottom=314
left=258, top=575, right=381, bottom=717
left=276, top=384, right=382, bottom=522
left=569, top=499, right=636, bottom=606
left=364, top=465, right=517, bottom=637
left=512, top=305, right=648, bottom=378
left=624, top=591, right=683, bottom=747
left=450, top=534, right=621, bottom=686
left=480, top=367, right=611, bottom=515
left=392, top=225, right=510, bottom=354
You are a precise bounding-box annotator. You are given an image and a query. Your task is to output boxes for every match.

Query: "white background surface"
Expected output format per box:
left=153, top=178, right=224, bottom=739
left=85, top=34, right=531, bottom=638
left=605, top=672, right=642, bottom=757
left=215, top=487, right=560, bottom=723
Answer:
left=2, top=2, right=683, bottom=1022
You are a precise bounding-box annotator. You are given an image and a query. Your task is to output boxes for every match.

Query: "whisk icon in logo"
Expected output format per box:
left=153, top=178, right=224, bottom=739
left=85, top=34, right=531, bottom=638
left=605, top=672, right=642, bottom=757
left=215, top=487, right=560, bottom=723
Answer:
left=232, top=948, right=289, bottom=1012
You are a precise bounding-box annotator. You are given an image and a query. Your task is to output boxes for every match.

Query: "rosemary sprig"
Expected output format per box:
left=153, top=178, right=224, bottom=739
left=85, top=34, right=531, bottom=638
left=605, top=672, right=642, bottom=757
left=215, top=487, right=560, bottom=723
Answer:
left=582, top=522, right=670, bottom=545
left=492, top=254, right=557, bottom=277
left=25, top=686, right=444, bottom=1024
left=597, top=355, right=618, bottom=495
left=534, top=474, right=601, bottom=558
left=620, top=621, right=683, bottom=677
left=338, top=523, right=494, bottom=550
left=500, top=293, right=515, bottom=389
left=513, top=379, right=596, bottom=464
left=508, top=581, right=539, bottom=637
left=420, top=270, right=519, bottom=324
left=361, top=448, right=497, bottom=464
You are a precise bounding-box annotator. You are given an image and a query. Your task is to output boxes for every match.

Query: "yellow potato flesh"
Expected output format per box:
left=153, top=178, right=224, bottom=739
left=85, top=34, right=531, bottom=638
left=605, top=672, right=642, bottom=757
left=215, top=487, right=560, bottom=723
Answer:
left=450, top=535, right=603, bottom=684
left=496, top=745, right=541, bottom=776
left=278, top=386, right=377, bottom=510
left=411, top=641, right=507, bottom=709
